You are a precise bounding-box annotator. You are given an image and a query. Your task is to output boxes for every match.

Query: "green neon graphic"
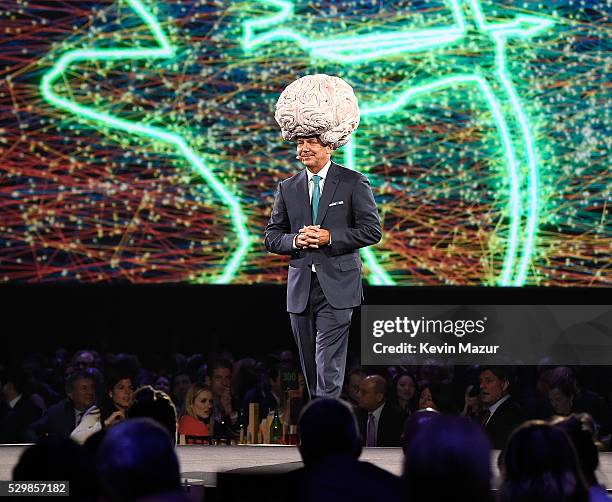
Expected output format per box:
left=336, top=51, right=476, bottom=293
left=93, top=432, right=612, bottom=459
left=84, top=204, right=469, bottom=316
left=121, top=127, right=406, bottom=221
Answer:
left=40, top=0, right=252, bottom=284
left=243, top=0, right=553, bottom=286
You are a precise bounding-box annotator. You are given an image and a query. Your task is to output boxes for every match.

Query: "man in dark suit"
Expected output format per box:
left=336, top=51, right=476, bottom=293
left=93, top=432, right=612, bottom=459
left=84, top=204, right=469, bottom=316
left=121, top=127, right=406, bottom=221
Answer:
left=355, top=375, right=405, bottom=447
left=265, top=137, right=381, bottom=399
left=479, top=366, right=523, bottom=449
left=0, top=368, right=42, bottom=443
left=266, top=74, right=381, bottom=400
left=31, top=370, right=96, bottom=439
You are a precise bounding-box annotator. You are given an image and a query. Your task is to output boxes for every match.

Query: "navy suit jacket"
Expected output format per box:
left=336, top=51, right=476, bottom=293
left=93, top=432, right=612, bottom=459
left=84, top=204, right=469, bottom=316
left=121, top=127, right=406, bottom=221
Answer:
left=484, top=398, right=523, bottom=449
left=355, top=403, right=406, bottom=447
left=265, top=162, right=382, bottom=313
left=30, top=398, right=77, bottom=439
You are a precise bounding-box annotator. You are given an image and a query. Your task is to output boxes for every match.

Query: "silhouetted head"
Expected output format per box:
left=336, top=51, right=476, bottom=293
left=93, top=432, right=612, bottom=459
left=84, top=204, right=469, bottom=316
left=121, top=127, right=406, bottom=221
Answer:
left=551, top=413, right=600, bottom=486
left=402, top=414, right=492, bottom=502
left=500, top=420, right=589, bottom=502
left=13, top=436, right=90, bottom=499
left=298, top=398, right=361, bottom=466
left=128, top=386, right=177, bottom=444
left=400, top=408, right=439, bottom=453
left=97, top=418, right=181, bottom=502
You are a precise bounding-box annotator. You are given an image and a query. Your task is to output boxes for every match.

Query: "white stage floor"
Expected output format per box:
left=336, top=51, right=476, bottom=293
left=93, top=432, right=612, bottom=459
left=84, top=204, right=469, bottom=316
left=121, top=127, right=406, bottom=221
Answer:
left=2, top=444, right=612, bottom=489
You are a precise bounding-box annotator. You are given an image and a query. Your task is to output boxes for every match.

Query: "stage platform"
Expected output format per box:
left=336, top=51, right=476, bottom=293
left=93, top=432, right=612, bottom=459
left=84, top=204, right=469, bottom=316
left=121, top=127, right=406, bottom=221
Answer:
left=2, top=444, right=612, bottom=489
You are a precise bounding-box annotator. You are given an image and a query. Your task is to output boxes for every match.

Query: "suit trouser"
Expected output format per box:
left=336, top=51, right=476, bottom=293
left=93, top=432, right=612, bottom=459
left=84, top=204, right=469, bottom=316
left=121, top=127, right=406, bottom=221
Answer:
left=289, top=272, right=352, bottom=399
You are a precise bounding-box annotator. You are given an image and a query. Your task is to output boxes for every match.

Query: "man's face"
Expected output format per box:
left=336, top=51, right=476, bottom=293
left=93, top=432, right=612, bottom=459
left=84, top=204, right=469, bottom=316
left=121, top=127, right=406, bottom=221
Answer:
left=348, top=373, right=365, bottom=403
left=69, top=377, right=95, bottom=411
left=211, top=367, right=231, bottom=396
left=358, top=379, right=383, bottom=412
left=74, top=351, right=95, bottom=370
left=296, top=137, right=332, bottom=171
left=549, top=388, right=572, bottom=415
left=172, top=374, right=191, bottom=402
left=479, top=370, right=508, bottom=406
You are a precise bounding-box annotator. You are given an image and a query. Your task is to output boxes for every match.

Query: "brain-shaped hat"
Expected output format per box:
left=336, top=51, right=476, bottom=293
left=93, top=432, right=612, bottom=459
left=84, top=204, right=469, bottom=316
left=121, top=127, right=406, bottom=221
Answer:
left=275, top=74, right=360, bottom=150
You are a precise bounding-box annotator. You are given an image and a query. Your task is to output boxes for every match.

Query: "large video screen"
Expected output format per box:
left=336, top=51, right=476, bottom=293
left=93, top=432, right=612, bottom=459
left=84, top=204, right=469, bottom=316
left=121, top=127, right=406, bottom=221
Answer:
left=0, top=0, right=608, bottom=286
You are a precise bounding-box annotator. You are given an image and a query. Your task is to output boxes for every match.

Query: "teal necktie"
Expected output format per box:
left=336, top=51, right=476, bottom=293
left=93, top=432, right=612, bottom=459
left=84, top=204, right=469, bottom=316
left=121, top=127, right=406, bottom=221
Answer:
left=311, top=175, right=321, bottom=224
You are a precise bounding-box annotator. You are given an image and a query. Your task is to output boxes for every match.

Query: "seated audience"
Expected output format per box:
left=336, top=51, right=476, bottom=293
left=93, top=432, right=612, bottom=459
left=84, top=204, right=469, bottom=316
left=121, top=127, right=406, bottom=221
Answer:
left=178, top=383, right=214, bottom=442
left=31, top=369, right=96, bottom=439
left=552, top=413, right=612, bottom=502
left=283, top=397, right=401, bottom=502
left=402, top=414, right=493, bottom=502
left=499, top=420, right=589, bottom=502
left=97, top=418, right=189, bottom=501
left=355, top=375, right=405, bottom=447
left=479, top=366, right=523, bottom=449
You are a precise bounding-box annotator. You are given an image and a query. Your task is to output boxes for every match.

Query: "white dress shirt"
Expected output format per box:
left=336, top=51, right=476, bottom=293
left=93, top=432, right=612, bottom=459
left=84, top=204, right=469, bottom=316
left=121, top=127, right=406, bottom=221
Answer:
left=306, top=160, right=331, bottom=204
left=8, top=394, right=22, bottom=409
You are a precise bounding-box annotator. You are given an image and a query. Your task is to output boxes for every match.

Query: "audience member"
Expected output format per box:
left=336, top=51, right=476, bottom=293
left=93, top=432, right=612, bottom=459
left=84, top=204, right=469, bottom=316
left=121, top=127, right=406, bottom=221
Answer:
left=400, top=408, right=439, bottom=453
left=341, top=367, right=367, bottom=409
left=207, top=358, right=240, bottom=438
left=548, top=366, right=610, bottom=437
left=178, top=383, right=214, bottom=442
left=169, top=371, right=191, bottom=412
left=479, top=366, right=523, bottom=449
left=242, top=362, right=283, bottom=419
left=100, top=371, right=135, bottom=429
left=499, top=420, right=589, bottom=502
left=402, top=414, right=492, bottom=502
left=552, top=413, right=612, bottom=502
left=71, top=350, right=97, bottom=371
left=128, top=385, right=178, bottom=444
left=97, top=418, right=188, bottom=501
left=462, top=383, right=484, bottom=421
left=355, top=375, right=405, bottom=447
left=13, top=436, right=93, bottom=500
left=31, top=369, right=96, bottom=439
left=154, top=374, right=171, bottom=396
left=283, top=397, right=401, bottom=502
left=232, top=357, right=259, bottom=405
left=0, top=367, right=42, bottom=442
left=388, top=371, right=418, bottom=417
left=417, top=381, right=456, bottom=413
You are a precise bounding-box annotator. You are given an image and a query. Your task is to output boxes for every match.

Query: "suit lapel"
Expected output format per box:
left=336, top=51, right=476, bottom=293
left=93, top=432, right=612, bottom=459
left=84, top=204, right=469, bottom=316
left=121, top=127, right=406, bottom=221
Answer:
left=315, top=162, right=340, bottom=225
left=296, top=169, right=312, bottom=225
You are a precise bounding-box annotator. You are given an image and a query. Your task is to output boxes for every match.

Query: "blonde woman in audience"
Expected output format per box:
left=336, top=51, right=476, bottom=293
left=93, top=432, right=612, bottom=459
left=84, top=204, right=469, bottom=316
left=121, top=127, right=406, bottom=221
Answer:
left=178, top=383, right=214, bottom=443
